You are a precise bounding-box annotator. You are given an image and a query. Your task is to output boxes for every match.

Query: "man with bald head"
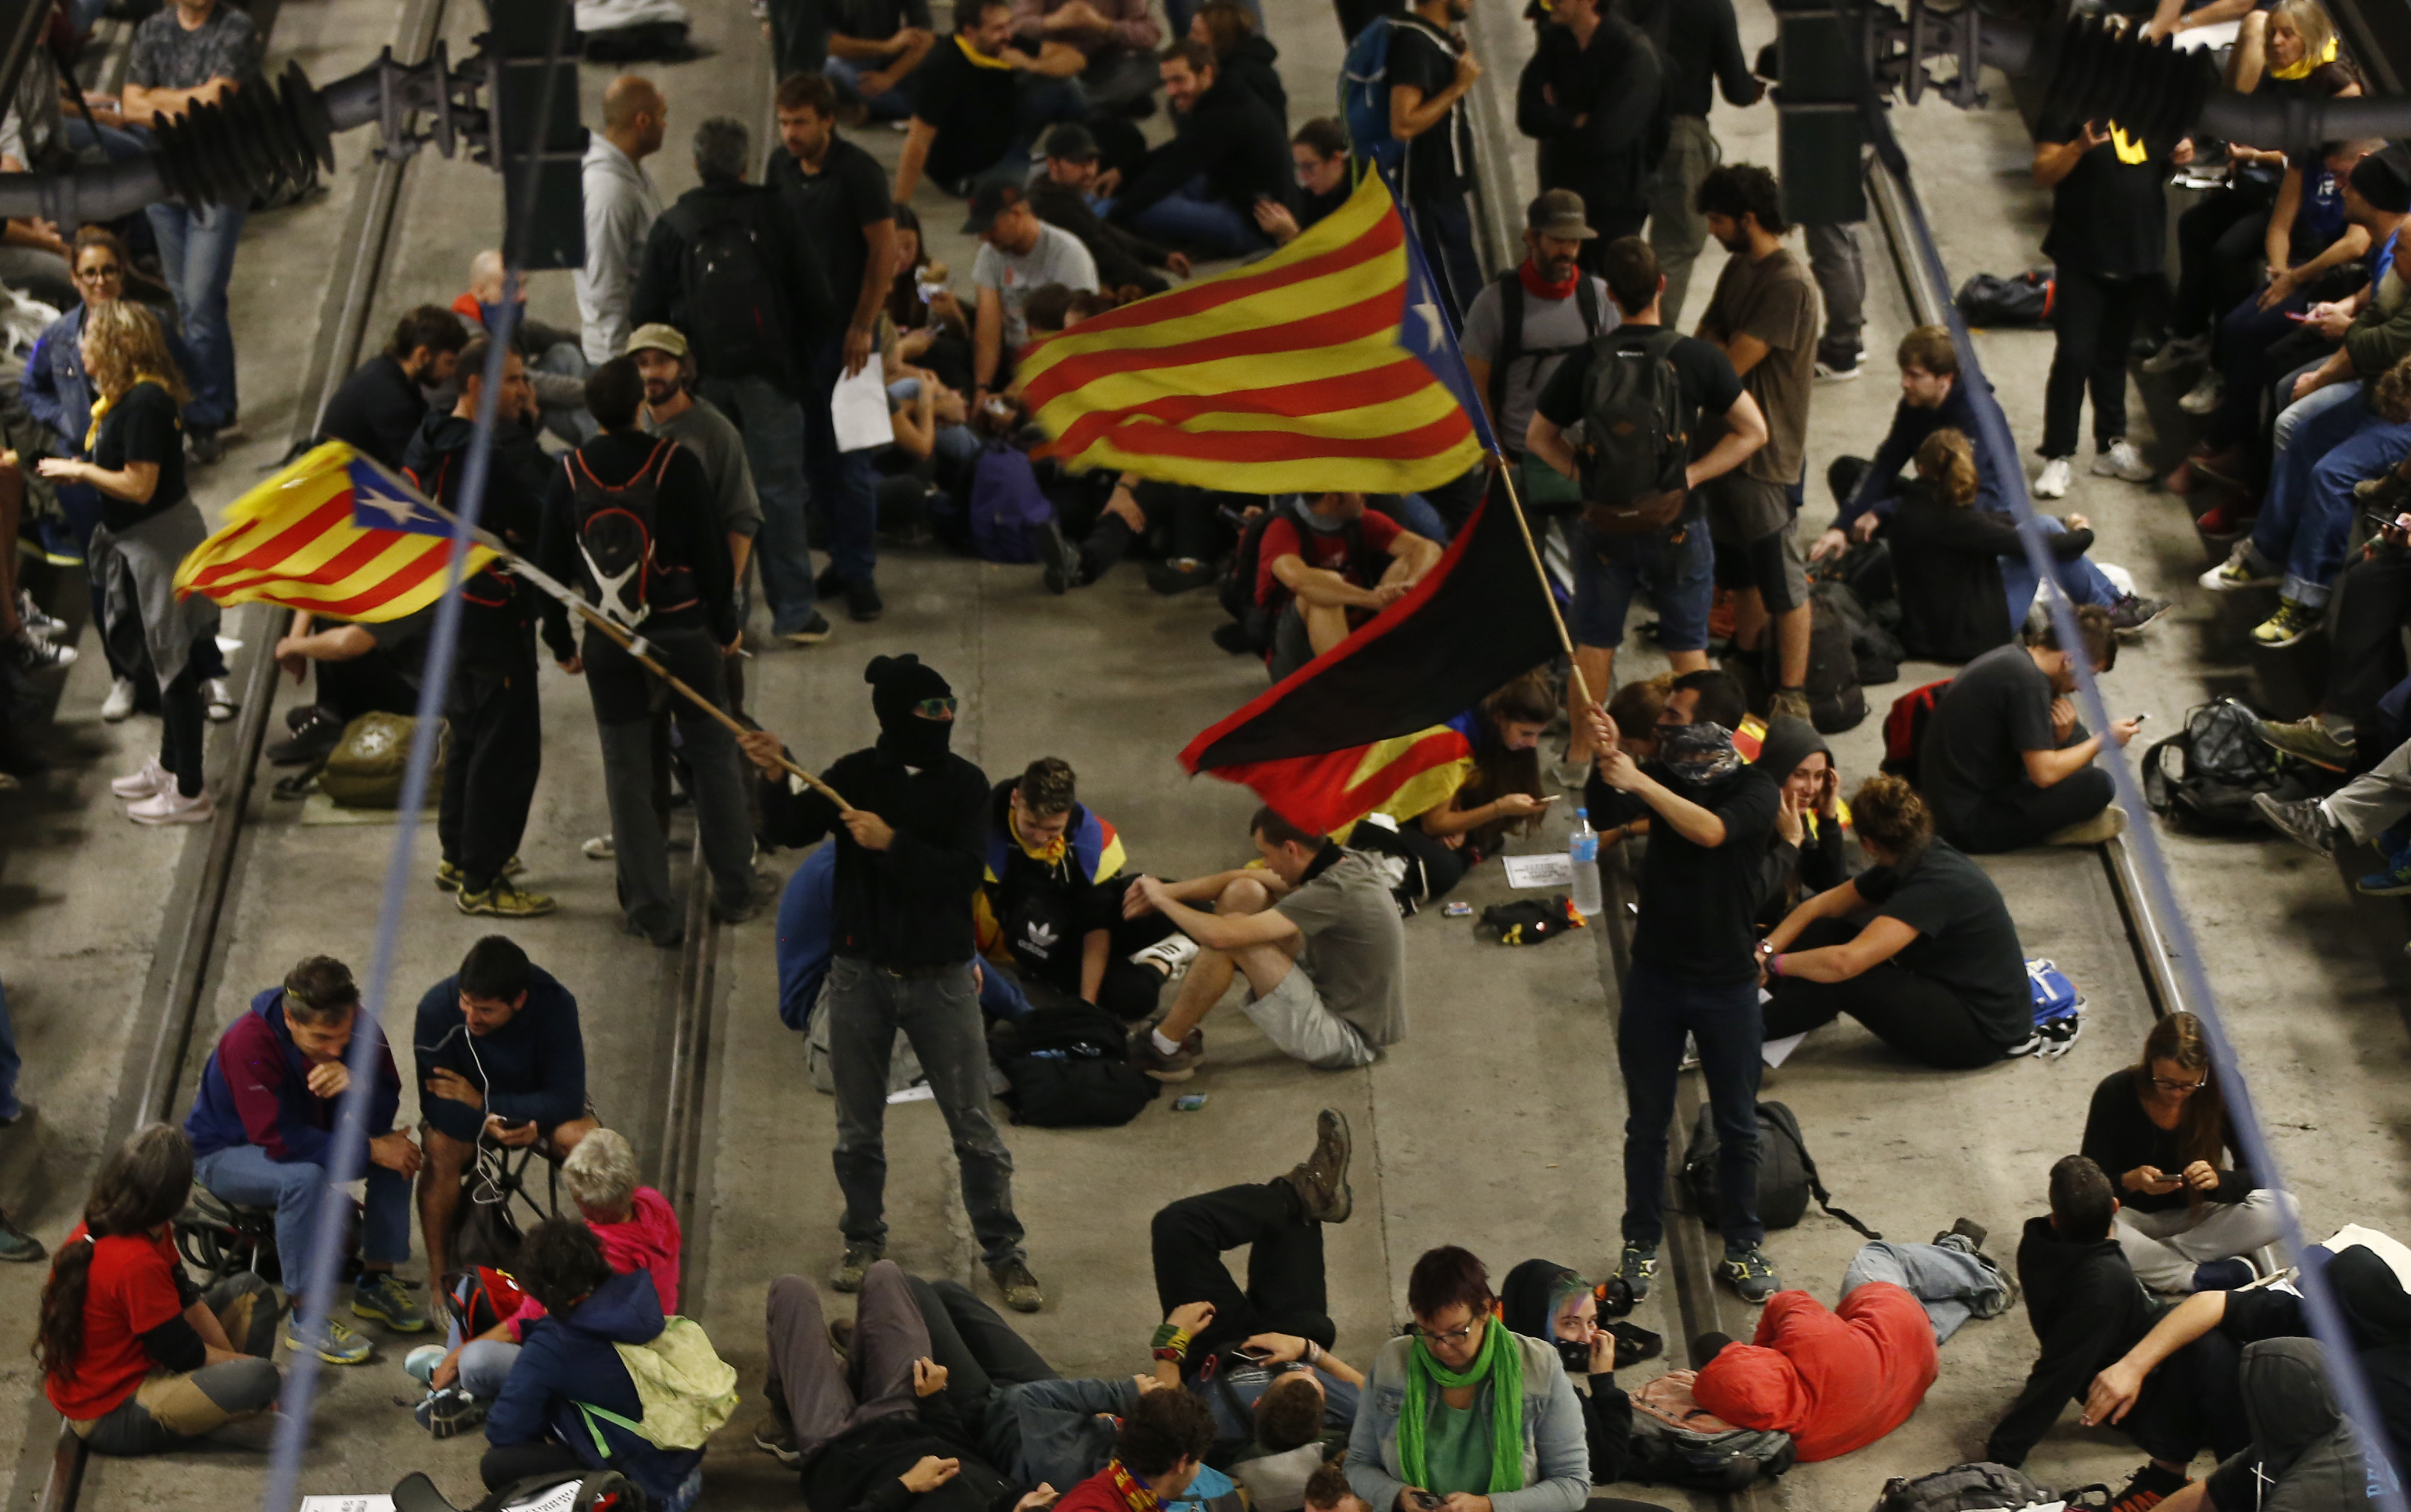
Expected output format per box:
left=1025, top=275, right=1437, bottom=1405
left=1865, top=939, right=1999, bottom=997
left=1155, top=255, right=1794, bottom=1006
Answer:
left=579, top=75, right=668, bottom=366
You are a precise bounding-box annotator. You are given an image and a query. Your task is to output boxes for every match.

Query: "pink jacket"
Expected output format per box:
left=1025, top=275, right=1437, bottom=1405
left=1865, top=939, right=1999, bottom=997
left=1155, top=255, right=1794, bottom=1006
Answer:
left=506, top=1187, right=683, bottom=1340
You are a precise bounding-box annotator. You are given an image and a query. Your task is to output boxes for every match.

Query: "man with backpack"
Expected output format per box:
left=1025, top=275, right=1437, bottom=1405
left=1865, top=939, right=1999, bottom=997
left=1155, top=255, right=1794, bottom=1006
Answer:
left=1462, top=192, right=1618, bottom=508
left=534, top=357, right=758, bottom=946
left=1254, top=491, right=1443, bottom=681
left=1376, top=0, right=1484, bottom=322
left=1526, top=236, right=1767, bottom=765
left=631, top=116, right=835, bottom=648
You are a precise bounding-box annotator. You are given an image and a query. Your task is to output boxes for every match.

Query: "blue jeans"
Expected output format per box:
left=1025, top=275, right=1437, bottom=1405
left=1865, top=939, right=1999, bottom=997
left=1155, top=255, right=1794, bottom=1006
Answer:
left=1999, top=512, right=2121, bottom=631
left=2270, top=372, right=2359, bottom=459
left=0, top=979, right=19, bottom=1123
left=699, top=375, right=819, bottom=634
left=1405, top=192, right=1482, bottom=326
left=2253, top=388, right=2411, bottom=607
left=194, top=1144, right=413, bottom=1320
left=805, top=339, right=883, bottom=583
left=1840, top=1239, right=2012, bottom=1345
left=458, top=1339, right=520, bottom=1398
left=822, top=53, right=915, bottom=118
left=143, top=197, right=244, bottom=431
left=1570, top=523, right=1714, bottom=652
left=1388, top=491, right=1450, bottom=543
left=1619, top=959, right=1763, bottom=1249
left=1123, top=178, right=1269, bottom=259
left=63, top=115, right=147, bottom=162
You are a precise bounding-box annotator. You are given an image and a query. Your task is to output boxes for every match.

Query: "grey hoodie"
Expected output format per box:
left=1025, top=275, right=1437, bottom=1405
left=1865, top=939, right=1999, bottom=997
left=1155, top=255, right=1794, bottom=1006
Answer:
left=2208, top=1339, right=2364, bottom=1512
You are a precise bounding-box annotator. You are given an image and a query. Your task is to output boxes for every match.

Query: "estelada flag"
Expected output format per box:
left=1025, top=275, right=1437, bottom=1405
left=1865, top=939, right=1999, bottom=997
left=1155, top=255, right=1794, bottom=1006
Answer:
left=1018, top=171, right=1493, bottom=493
left=1180, top=489, right=1564, bottom=834
left=174, top=441, right=496, bottom=622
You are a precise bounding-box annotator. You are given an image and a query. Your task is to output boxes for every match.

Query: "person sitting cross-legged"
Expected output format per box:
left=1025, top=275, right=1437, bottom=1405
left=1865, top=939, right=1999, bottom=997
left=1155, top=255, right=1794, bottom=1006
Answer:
left=1122, top=806, right=1407, bottom=1080
left=1254, top=491, right=1443, bottom=682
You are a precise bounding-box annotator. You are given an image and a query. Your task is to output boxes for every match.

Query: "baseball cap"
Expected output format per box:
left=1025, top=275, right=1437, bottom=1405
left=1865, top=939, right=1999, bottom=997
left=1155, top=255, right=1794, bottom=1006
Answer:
left=1527, top=189, right=1596, bottom=240
left=962, top=181, right=1028, bottom=237
left=625, top=322, right=690, bottom=359
left=1041, top=123, right=1099, bottom=163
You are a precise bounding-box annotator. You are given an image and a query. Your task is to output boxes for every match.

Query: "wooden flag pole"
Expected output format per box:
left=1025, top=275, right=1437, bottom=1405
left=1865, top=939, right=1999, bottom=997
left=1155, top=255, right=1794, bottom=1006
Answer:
left=1487, top=456, right=1598, bottom=714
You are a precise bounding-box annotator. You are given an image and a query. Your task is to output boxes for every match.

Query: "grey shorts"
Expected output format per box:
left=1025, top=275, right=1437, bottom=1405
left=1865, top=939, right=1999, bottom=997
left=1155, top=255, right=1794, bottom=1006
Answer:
left=1243, top=966, right=1378, bottom=1070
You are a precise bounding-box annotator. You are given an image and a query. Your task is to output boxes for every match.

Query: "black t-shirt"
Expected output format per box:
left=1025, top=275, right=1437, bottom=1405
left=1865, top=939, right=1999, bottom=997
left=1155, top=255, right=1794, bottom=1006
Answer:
left=1921, top=642, right=2062, bottom=825
left=769, top=136, right=893, bottom=322
left=363, top=606, right=436, bottom=689
left=1534, top=324, right=1743, bottom=520
left=1388, top=19, right=1473, bottom=203
left=321, top=354, right=428, bottom=471
left=2037, top=107, right=2169, bottom=277
left=1852, top=840, right=2031, bottom=1046
left=94, top=380, right=185, bottom=532
left=1632, top=764, right=1779, bottom=982
left=911, top=38, right=1020, bottom=188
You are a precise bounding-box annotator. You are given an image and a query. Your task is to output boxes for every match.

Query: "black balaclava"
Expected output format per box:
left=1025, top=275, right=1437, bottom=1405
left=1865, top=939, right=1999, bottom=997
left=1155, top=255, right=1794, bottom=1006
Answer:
left=867, top=654, right=955, bottom=767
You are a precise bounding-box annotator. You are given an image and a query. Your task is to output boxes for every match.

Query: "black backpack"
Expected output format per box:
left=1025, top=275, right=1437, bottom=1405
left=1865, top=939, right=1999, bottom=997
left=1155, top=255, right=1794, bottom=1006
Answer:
left=1873, top=1462, right=2107, bottom=1512
left=1217, top=498, right=1382, bottom=653
left=664, top=198, right=789, bottom=379
left=1954, top=268, right=2055, bottom=328
left=1486, top=268, right=1605, bottom=472
left=1681, top=1100, right=1879, bottom=1239
left=567, top=438, right=694, bottom=629
left=1578, top=328, right=1691, bottom=532
left=992, top=997, right=1160, bottom=1128
left=2141, top=698, right=2291, bottom=830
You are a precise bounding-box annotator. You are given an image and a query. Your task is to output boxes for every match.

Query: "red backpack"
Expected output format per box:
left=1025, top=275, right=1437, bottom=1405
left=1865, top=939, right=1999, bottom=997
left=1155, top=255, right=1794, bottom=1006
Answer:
left=1881, top=679, right=1952, bottom=788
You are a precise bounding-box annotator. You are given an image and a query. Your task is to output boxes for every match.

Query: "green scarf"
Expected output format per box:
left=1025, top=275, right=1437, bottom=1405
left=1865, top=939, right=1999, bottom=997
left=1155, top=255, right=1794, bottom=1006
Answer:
left=1397, top=1318, right=1524, bottom=1494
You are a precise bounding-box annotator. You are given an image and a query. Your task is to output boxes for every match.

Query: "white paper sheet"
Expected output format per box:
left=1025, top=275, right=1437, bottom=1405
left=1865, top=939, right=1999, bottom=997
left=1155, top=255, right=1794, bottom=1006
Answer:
left=833, top=353, right=893, bottom=452
left=298, top=1499, right=396, bottom=1512
left=1501, top=853, right=1573, bottom=888
left=887, top=1082, right=935, bottom=1105
left=1761, top=1033, right=1806, bottom=1070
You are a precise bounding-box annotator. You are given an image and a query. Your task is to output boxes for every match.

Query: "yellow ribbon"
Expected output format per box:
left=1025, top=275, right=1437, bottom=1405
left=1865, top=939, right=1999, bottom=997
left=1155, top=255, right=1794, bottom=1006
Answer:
left=2109, top=124, right=2150, bottom=165
left=955, top=33, right=1014, bottom=70
left=2270, top=34, right=2339, bottom=80
left=83, top=372, right=175, bottom=453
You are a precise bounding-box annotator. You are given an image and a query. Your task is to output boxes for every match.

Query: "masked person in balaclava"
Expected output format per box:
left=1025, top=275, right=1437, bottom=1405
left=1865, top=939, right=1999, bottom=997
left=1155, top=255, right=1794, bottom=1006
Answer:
left=740, top=655, right=1044, bottom=1320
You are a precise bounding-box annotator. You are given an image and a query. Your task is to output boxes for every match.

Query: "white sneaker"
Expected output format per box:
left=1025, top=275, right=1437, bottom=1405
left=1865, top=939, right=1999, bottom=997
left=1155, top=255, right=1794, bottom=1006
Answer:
left=2034, top=457, right=2073, bottom=499
left=204, top=678, right=236, bottom=723
left=2199, top=544, right=2280, bottom=592
left=2140, top=333, right=2209, bottom=374
left=1130, top=934, right=1200, bottom=981
left=2178, top=372, right=2226, bottom=416
left=110, top=757, right=169, bottom=799
left=582, top=834, right=615, bottom=860
left=2091, top=439, right=2154, bottom=482
left=100, top=676, right=136, bottom=721
left=128, top=785, right=212, bottom=825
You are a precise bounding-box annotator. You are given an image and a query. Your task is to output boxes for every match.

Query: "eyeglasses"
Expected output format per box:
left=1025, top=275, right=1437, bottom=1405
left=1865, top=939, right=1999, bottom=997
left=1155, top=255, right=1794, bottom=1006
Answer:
left=914, top=696, right=958, bottom=718
left=74, top=263, right=122, bottom=283
left=1412, top=1318, right=1483, bottom=1346
left=2150, top=1075, right=2207, bottom=1092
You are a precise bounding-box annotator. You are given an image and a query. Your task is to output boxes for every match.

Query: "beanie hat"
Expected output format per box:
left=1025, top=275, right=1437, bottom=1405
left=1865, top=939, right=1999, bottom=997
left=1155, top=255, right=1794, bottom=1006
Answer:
left=867, top=654, right=955, bottom=764
left=2352, top=145, right=2411, bottom=216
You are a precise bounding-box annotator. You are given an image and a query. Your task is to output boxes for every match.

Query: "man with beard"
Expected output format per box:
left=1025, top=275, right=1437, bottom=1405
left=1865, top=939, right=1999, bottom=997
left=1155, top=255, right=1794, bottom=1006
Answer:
left=739, top=656, right=1043, bottom=1315
left=1461, top=191, right=1617, bottom=475
left=634, top=323, right=761, bottom=701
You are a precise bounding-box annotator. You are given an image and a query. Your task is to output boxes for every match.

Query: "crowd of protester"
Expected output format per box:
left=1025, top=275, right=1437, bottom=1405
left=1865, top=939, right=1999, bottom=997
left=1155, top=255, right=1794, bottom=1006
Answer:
left=5, top=0, right=2410, bottom=1510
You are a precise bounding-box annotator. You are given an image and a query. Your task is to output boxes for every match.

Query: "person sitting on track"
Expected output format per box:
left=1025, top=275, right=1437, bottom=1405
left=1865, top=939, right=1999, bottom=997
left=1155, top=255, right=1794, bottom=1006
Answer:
left=1751, top=716, right=1855, bottom=932
left=36, top=1124, right=282, bottom=1457
left=411, top=934, right=598, bottom=1311
left=1496, top=1261, right=1631, bottom=1486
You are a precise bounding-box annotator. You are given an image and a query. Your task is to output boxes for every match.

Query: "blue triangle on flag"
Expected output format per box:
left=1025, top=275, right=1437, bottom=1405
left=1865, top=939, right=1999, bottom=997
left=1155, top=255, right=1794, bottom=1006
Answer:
left=348, top=457, right=449, bottom=537
left=1392, top=205, right=1499, bottom=455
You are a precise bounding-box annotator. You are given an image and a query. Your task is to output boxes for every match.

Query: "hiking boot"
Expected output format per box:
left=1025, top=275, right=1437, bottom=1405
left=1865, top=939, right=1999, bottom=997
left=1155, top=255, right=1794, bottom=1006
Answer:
left=1129, top=934, right=1198, bottom=982
left=458, top=878, right=558, bottom=918
left=0, top=1210, right=45, bottom=1263
left=2107, top=1463, right=2189, bottom=1512
left=1768, top=687, right=1812, bottom=724
left=285, top=1312, right=373, bottom=1365
left=831, top=1245, right=883, bottom=1292
left=780, top=612, right=834, bottom=646
left=2255, top=793, right=2340, bottom=859
left=2255, top=714, right=2354, bottom=770
left=2194, top=500, right=2255, bottom=541
left=2201, top=543, right=2279, bottom=591
left=352, top=1271, right=430, bottom=1333
left=2251, top=598, right=2320, bottom=649
left=1717, top=1247, right=1782, bottom=1305
left=845, top=576, right=884, bottom=622
left=1036, top=517, right=1077, bottom=595
left=2109, top=594, right=2171, bottom=635
left=1614, top=1243, right=1658, bottom=1304
left=1935, top=1217, right=1987, bottom=1251
left=5, top=626, right=74, bottom=671
left=2357, top=848, right=2411, bottom=897
left=416, top=1385, right=486, bottom=1439
left=1129, top=1024, right=1203, bottom=1081
left=2045, top=805, right=2127, bottom=846
left=988, top=1257, right=1046, bottom=1313
left=1284, top=1108, right=1353, bottom=1224
left=128, top=786, right=213, bottom=826
left=2092, top=438, right=2154, bottom=482
left=100, top=676, right=136, bottom=721
left=714, top=891, right=760, bottom=925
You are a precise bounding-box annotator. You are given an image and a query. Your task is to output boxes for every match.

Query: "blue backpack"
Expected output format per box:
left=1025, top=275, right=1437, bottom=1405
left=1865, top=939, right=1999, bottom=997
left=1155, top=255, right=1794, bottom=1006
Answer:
left=1339, top=15, right=1408, bottom=172
left=967, top=442, right=1055, bottom=564
left=2025, top=958, right=2085, bottom=1058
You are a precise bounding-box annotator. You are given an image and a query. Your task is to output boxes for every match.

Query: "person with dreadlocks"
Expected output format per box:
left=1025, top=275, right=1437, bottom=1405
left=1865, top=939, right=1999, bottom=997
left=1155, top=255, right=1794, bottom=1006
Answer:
left=1343, top=1245, right=1590, bottom=1512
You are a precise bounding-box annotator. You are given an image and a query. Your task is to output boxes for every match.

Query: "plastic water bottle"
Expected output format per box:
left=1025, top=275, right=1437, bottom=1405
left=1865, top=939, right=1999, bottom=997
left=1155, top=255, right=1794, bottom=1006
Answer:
left=1568, top=812, right=1603, bottom=919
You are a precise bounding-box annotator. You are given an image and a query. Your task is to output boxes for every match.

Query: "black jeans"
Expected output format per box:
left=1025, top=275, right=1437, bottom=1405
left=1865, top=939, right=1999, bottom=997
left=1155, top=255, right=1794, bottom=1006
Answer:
left=906, top=1271, right=1057, bottom=1462
left=1938, top=763, right=2116, bottom=853
left=2119, top=1329, right=2248, bottom=1465
left=480, top=1439, right=590, bottom=1491
left=313, top=646, right=420, bottom=725
left=438, top=642, right=542, bottom=891
left=1619, top=959, right=1763, bottom=1249
left=158, top=662, right=207, bottom=797
left=2044, top=267, right=2144, bottom=459
left=1151, top=1180, right=1332, bottom=1358
left=2173, top=190, right=2272, bottom=338
left=2330, top=546, right=2411, bottom=733
left=1763, top=919, right=2014, bottom=1070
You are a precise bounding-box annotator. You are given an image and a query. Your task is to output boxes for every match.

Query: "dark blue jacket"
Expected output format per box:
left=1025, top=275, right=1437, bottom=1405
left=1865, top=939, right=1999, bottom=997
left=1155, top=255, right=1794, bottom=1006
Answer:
left=777, top=841, right=838, bottom=1031
left=484, top=1268, right=704, bottom=1504
left=1838, top=378, right=2015, bottom=528
left=23, top=304, right=202, bottom=449
left=410, top=966, right=586, bottom=1131
left=185, top=987, right=402, bottom=1167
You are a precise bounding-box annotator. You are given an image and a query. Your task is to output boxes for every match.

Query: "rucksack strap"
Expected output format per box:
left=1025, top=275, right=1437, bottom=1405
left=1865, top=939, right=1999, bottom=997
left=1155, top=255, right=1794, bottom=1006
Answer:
left=1574, top=274, right=1603, bottom=338
left=1489, top=269, right=1521, bottom=430
left=1763, top=1108, right=1882, bottom=1241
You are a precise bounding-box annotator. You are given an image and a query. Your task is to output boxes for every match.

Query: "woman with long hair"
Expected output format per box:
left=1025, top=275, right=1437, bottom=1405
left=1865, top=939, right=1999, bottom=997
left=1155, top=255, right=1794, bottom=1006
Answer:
left=35, top=1123, right=280, bottom=1455
left=2079, top=1012, right=2294, bottom=1293
left=1753, top=716, right=1855, bottom=927
left=1187, top=0, right=1284, bottom=122
left=1347, top=672, right=1556, bottom=903
left=36, top=300, right=220, bottom=823
left=1889, top=427, right=2100, bottom=663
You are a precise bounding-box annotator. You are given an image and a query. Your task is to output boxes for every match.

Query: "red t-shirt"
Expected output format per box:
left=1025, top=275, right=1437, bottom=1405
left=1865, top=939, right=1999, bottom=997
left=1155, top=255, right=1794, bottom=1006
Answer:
left=45, top=1225, right=189, bottom=1421
left=1254, top=510, right=1403, bottom=607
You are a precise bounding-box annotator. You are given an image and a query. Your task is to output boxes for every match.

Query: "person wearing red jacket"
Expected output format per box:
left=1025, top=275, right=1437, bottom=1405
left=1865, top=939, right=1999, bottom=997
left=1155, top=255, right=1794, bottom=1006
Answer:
left=1053, top=1387, right=1218, bottom=1512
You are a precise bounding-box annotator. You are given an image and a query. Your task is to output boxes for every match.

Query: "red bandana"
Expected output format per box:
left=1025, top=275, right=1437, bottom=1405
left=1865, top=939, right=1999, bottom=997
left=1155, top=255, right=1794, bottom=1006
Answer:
left=1107, top=1461, right=1163, bottom=1512
left=1518, top=258, right=1579, bottom=302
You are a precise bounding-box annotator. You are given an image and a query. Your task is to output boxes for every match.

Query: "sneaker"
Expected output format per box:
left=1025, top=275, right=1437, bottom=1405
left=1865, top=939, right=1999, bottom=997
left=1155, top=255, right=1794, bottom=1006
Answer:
left=2358, top=850, right=2411, bottom=896
left=754, top=1411, right=802, bottom=1466
left=15, top=590, right=63, bottom=639
left=1814, top=350, right=1862, bottom=382
left=2045, top=805, right=2127, bottom=846
left=128, top=786, right=212, bottom=825
left=204, top=677, right=236, bottom=722
left=5, top=626, right=73, bottom=670
left=1130, top=934, right=1199, bottom=982
left=2178, top=371, right=2226, bottom=414
left=415, top=1385, right=485, bottom=1439
left=435, top=859, right=466, bottom=892
left=988, top=1257, right=1046, bottom=1313
left=2092, top=438, right=2154, bottom=482
left=1284, top=1108, right=1354, bottom=1224
left=2251, top=599, right=2319, bottom=649
left=583, top=833, right=615, bottom=860
left=2254, top=792, right=2339, bottom=859
left=2109, top=594, right=2171, bottom=634
left=2034, top=457, right=2073, bottom=499
left=2200, top=544, right=2279, bottom=591
left=779, top=612, right=833, bottom=646
left=404, top=1343, right=447, bottom=1385
left=285, top=1312, right=373, bottom=1365
left=2194, top=500, right=2255, bottom=542
left=2140, top=333, right=2210, bottom=374
left=187, top=427, right=226, bottom=465
left=100, top=676, right=136, bottom=721
left=267, top=707, right=345, bottom=766
left=352, top=1271, right=431, bottom=1333
left=2190, top=1257, right=2255, bottom=1292
left=830, top=1244, right=883, bottom=1292
left=458, top=879, right=559, bottom=918
left=714, top=891, right=760, bottom=925
left=2107, top=1462, right=2190, bottom=1512
left=1769, top=687, right=1812, bottom=723
left=2009, top=1014, right=2086, bottom=1059
left=0, top=1211, right=45, bottom=1263
left=1614, top=1243, right=1658, bottom=1304
left=1036, top=517, right=1076, bottom=595
left=1717, top=1246, right=1782, bottom=1305
left=110, top=757, right=170, bottom=799
left=845, top=576, right=884, bottom=622
left=1128, top=1023, right=1204, bottom=1081
left=2255, top=714, right=2354, bottom=770
left=1146, top=557, right=1220, bottom=595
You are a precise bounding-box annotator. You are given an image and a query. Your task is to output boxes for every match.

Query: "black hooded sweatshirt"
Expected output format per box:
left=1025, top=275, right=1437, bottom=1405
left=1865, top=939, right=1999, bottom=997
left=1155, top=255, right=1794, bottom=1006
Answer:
left=1988, top=1216, right=2164, bottom=1466
left=1499, top=1259, right=1632, bottom=1485
left=1108, top=73, right=1292, bottom=227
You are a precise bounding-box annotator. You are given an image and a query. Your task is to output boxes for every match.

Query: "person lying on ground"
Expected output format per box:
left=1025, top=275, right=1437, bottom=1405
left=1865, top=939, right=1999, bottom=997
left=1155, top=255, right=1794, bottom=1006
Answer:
left=1052, top=1386, right=1220, bottom=1512
left=2148, top=1339, right=2365, bottom=1512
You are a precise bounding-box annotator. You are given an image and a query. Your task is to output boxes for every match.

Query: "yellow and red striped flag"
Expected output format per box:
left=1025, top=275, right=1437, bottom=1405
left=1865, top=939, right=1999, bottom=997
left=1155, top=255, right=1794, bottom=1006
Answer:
left=1018, top=171, right=1493, bottom=493
left=173, top=441, right=496, bottom=622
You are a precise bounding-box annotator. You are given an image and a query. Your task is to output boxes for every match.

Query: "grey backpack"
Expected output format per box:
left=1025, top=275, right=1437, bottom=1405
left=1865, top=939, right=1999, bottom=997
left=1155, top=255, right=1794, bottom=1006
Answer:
left=1625, top=1372, right=1796, bottom=1491
left=1874, top=1462, right=2106, bottom=1512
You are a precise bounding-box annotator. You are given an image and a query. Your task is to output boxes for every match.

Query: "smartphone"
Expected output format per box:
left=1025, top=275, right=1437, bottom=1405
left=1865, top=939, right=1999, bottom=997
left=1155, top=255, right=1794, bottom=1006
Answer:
left=2133, top=713, right=2150, bottom=726
left=2285, top=310, right=2311, bottom=322
left=1234, top=1344, right=1275, bottom=1363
